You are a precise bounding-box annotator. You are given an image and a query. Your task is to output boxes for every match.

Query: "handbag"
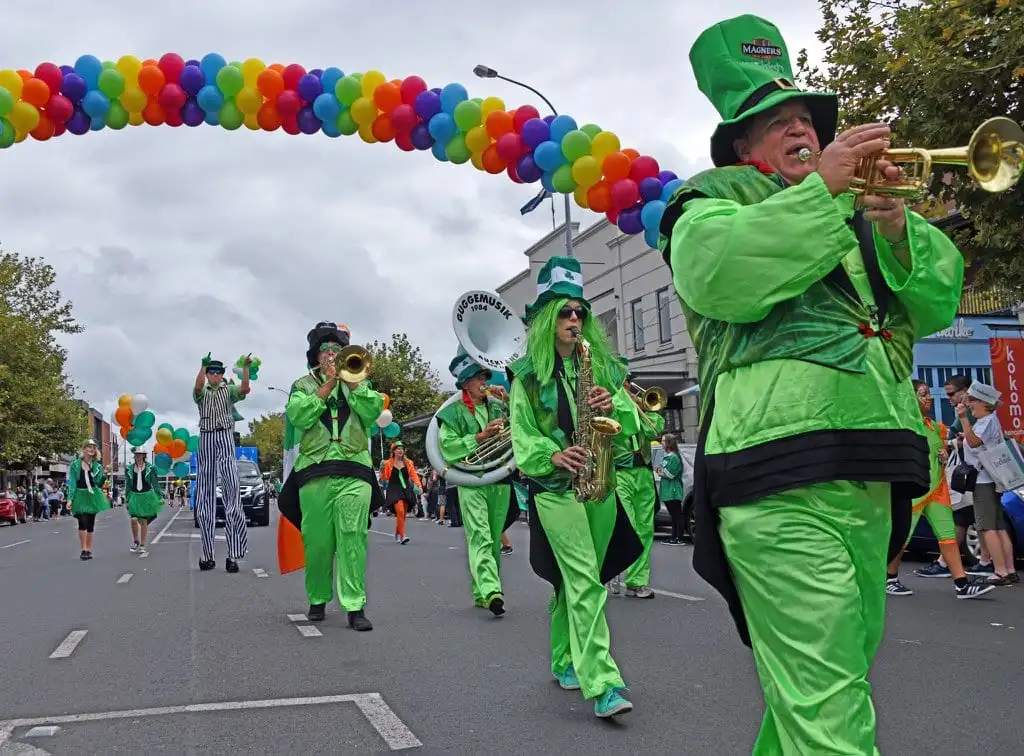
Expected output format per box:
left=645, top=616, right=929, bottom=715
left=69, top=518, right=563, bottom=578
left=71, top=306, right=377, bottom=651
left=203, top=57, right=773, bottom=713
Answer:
left=976, top=438, right=1024, bottom=493
left=950, top=455, right=978, bottom=494
left=945, top=447, right=964, bottom=507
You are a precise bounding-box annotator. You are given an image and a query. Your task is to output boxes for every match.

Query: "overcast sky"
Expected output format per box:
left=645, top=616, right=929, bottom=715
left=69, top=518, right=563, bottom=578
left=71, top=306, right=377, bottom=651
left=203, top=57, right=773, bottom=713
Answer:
left=2, top=0, right=826, bottom=439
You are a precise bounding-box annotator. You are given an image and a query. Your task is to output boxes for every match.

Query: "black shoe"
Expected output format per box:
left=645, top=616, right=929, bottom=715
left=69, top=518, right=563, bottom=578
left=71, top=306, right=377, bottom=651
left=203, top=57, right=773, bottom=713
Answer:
left=84, top=551, right=93, bottom=560
left=347, top=610, right=373, bottom=631
left=80, top=550, right=89, bottom=560
left=488, top=595, right=506, bottom=617
left=308, top=603, right=326, bottom=622
left=199, top=559, right=215, bottom=571
left=225, top=558, right=239, bottom=573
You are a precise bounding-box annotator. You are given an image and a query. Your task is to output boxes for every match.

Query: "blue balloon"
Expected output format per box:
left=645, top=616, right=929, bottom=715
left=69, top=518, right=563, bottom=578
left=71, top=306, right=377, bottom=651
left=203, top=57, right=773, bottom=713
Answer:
left=533, top=141, right=566, bottom=172
left=173, top=462, right=190, bottom=478
left=312, top=92, right=341, bottom=122
left=640, top=200, right=666, bottom=231
left=321, top=118, right=341, bottom=138
left=320, top=67, right=345, bottom=96
left=196, top=85, right=224, bottom=113
left=203, top=110, right=220, bottom=126
left=155, top=453, right=173, bottom=470
left=200, top=53, right=227, bottom=83
left=89, top=116, right=106, bottom=132
left=431, top=139, right=450, bottom=162
left=661, top=178, right=683, bottom=202
left=540, top=170, right=556, bottom=193
left=74, top=55, right=103, bottom=89
left=439, top=82, right=468, bottom=115
left=644, top=226, right=660, bottom=249
left=61, top=72, right=88, bottom=103
left=548, top=114, right=578, bottom=144
left=81, top=90, right=110, bottom=118
left=427, top=112, right=457, bottom=143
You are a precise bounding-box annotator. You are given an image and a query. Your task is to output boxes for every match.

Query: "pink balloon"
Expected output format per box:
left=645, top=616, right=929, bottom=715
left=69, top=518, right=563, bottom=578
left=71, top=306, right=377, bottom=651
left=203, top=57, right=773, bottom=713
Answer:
left=610, top=179, right=639, bottom=210
left=400, top=76, right=427, bottom=106
left=391, top=103, right=417, bottom=132
left=277, top=90, right=302, bottom=117
left=495, top=132, right=523, bottom=162
left=513, top=105, right=540, bottom=134
left=45, top=94, right=74, bottom=123
left=158, top=83, right=187, bottom=112
left=395, top=131, right=415, bottom=152
left=629, top=155, right=660, bottom=183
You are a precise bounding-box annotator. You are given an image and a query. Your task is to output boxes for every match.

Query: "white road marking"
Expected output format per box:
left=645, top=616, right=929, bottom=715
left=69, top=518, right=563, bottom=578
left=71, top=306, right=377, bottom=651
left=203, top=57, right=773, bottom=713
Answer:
left=0, top=693, right=421, bottom=751
left=649, top=588, right=705, bottom=602
left=158, top=533, right=226, bottom=541
left=150, top=506, right=183, bottom=544
left=252, top=568, right=268, bottom=578
left=0, top=540, right=30, bottom=549
left=116, top=573, right=133, bottom=584
left=139, top=551, right=150, bottom=559
left=296, top=625, right=322, bottom=638
left=369, top=529, right=395, bottom=538
left=23, top=728, right=58, bottom=738
left=49, top=631, right=87, bottom=659
left=286, top=613, right=307, bottom=622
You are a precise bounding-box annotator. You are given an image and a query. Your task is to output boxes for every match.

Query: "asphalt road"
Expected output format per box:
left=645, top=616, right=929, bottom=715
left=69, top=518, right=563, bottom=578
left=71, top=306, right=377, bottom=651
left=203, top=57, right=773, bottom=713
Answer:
left=0, top=506, right=1021, bottom=755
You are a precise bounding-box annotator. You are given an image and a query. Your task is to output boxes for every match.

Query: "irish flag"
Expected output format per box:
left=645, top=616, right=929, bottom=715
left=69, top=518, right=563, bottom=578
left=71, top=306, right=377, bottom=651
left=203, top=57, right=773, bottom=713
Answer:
left=276, top=402, right=305, bottom=574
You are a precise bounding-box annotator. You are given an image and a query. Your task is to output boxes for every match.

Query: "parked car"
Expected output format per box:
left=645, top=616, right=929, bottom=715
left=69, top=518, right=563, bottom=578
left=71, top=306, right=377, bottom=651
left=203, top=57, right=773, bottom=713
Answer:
left=0, top=494, right=27, bottom=526
left=908, top=488, right=1024, bottom=562
left=651, top=442, right=697, bottom=539
left=193, top=458, right=271, bottom=527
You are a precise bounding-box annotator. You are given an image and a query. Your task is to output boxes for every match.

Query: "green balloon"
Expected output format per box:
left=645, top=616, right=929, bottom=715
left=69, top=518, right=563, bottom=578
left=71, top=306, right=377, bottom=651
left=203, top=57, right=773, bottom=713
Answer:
left=216, top=65, right=244, bottom=97
left=98, top=68, right=125, bottom=99
left=0, top=86, right=13, bottom=117
left=127, top=429, right=149, bottom=446
left=102, top=60, right=116, bottom=70
left=186, top=436, right=200, bottom=453
left=229, top=61, right=242, bottom=69
left=453, top=100, right=481, bottom=131
left=446, top=134, right=471, bottom=164
left=105, top=101, right=129, bottom=130
left=580, top=123, right=602, bottom=139
left=352, top=72, right=363, bottom=81
left=156, top=462, right=171, bottom=476
left=219, top=101, right=243, bottom=130
left=560, top=130, right=592, bottom=162
left=172, top=428, right=190, bottom=443
left=0, top=118, right=14, bottom=149
left=337, top=109, right=358, bottom=135
left=335, top=76, right=362, bottom=107
left=552, top=164, right=577, bottom=194
left=158, top=423, right=174, bottom=432
left=134, top=411, right=156, bottom=428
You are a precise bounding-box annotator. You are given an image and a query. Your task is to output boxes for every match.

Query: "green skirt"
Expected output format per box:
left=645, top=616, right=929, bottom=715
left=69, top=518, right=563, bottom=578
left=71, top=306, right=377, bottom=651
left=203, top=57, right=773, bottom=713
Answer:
left=72, top=488, right=110, bottom=515
left=127, top=489, right=163, bottom=519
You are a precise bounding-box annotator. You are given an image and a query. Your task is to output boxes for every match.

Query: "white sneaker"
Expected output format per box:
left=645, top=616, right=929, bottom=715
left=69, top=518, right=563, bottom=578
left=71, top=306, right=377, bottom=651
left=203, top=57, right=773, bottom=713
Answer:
left=138, top=544, right=148, bottom=554
left=401, top=536, right=410, bottom=545
left=626, top=586, right=655, bottom=599
left=129, top=542, right=139, bottom=552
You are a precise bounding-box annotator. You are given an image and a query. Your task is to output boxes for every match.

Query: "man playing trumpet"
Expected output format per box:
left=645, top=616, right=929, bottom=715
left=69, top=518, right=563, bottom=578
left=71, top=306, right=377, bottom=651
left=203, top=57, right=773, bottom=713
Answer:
left=436, top=347, right=511, bottom=616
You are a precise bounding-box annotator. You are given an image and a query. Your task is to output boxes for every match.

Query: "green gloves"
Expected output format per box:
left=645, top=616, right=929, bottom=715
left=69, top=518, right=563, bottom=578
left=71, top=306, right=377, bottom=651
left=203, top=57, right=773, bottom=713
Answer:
left=201, top=352, right=212, bottom=368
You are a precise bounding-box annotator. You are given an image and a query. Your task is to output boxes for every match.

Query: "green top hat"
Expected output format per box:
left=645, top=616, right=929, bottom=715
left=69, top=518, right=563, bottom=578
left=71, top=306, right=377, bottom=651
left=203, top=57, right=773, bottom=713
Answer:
left=449, top=347, right=490, bottom=389
left=690, top=14, right=838, bottom=167
left=524, top=256, right=588, bottom=322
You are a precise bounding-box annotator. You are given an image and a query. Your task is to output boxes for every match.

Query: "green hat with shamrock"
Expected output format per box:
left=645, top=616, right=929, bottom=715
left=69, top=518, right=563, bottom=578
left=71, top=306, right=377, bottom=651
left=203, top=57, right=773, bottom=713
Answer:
left=690, top=14, right=838, bottom=167
left=524, top=256, right=588, bottom=322
left=448, top=346, right=490, bottom=389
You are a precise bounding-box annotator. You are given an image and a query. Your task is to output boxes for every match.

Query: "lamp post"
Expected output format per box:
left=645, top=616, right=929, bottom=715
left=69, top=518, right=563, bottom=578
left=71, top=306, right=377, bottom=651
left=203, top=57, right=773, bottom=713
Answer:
left=267, top=386, right=288, bottom=398
left=473, top=64, right=574, bottom=258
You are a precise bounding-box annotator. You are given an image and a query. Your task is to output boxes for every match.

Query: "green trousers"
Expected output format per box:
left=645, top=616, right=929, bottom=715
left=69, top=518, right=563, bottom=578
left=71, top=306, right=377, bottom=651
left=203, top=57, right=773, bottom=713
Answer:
left=458, top=483, right=508, bottom=605
left=719, top=481, right=890, bottom=756
left=908, top=500, right=955, bottom=544
left=299, top=477, right=371, bottom=611
left=615, top=466, right=656, bottom=587
left=536, top=490, right=624, bottom=700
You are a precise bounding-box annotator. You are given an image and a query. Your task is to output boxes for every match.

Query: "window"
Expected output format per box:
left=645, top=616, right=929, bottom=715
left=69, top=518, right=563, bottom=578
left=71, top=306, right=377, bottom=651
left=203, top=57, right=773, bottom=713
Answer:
left=631, top=299, right=645, bottom=351
left=656, top=288, right=672, bottom=344
left=917, top=365, right=993, bottom=424
left=597, top=310, right=619, bottom=352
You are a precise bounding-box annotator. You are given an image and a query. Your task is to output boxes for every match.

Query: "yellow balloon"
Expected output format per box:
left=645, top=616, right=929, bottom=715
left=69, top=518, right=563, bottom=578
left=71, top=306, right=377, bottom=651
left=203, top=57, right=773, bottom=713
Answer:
left=465, top=125, right=491, bottom=153
left=115, top=55, right=142, bottom=86
left=571, top=155, right=602, bottom=188
left=155, top=428, right=172, bottom=444
left=241, top=58, right=266, bottom=87
left=480, top=96, right=505, bottom=119
left=574, top=186, right=590, bottom=209
left=120, top=87, right=147, bottom=113
left=128, top=111, right=145, bottom=126
left=7, top=101, right=39, bottom=133
left=0, top=69, right=23, bottom=99
left=244, top=112, right=261, bottom=131
left=236, top=87, right=264, bottom=115
left=350, top=96, right=377, bottom=126
left=591, top=131, right=621, bottom=160
left=118, top=394, right=133, bottom=407
left=358, top=123, right=378, bottom=144
left=471, top=151, right=486, bottom=171
left=15, top=128, right=26, bottom=143
left=360, top=70, right=386, bottom=98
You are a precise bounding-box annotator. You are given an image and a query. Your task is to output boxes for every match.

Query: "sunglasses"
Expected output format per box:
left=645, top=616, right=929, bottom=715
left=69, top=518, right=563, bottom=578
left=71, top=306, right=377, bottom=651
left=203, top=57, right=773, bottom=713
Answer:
left=558, top=306, right=587, bottom=321
left=206, top=368, right=225, bottom=375
left=319, top=343, right=344, bottom=354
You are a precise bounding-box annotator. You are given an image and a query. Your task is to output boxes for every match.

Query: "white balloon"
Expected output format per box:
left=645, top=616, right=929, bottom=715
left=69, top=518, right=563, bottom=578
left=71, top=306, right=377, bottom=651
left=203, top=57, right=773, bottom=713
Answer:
left=110, top=409, right=120, bottom=426
left=130, top=394, right=149, bottom=414
left=376, top=409, right=393, bottom=428
left=178, top=451, right=192, bottom=463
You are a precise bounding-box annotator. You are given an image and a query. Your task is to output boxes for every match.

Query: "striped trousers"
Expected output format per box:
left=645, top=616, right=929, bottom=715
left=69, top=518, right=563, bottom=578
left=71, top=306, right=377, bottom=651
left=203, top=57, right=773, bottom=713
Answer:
left=195, top=429, right=247, bottom=561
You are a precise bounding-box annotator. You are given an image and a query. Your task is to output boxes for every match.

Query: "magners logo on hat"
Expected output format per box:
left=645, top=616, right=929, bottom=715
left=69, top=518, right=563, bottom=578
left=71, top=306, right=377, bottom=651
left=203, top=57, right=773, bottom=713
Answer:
left=741, top=38, right=784, bottom=60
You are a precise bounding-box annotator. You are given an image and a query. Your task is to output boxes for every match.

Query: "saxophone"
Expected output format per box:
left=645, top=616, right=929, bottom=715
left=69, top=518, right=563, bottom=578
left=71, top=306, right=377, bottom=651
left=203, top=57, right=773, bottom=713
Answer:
left=571, top=327, right=622, bottom=501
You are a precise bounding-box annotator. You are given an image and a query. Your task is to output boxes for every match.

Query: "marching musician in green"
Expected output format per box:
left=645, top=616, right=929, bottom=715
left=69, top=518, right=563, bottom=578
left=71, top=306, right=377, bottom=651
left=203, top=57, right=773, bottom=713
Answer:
left=68, top=438, right=109, bottom=560
left=126, top=447, right=164, bottom=554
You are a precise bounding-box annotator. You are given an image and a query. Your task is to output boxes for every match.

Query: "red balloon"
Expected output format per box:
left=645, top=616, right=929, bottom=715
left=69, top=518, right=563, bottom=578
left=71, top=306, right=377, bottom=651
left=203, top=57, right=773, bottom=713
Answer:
left=399, top=75, right=427, bottom=105
left=610, top=179, right=640, bottom=210
left=629, top=155, right=660, bottom=183
left=34, top=62, right=63, bottom=95
left=606, top=208, right=620, bottom=224
left=165, top=107, right=184, bottom=127
left=506, top=162, right=523, bottom=184
left=45, top=94, right=74, bottom=123
left=30, top=113, right=55, bottom=141
left=495, top=132, right=523, bottom=162
left=371, top=113, right=396, bottom=142
left=257, top=102, right=281, bottom=131
left=53, top=121, right=66, bottom=137
left=158, top=83, right=187, bottom=112
left=587, top=181, right=612, bottom=213
left=142, top=100, right=165, bottom=126
left=276, top=90, right=302, bottom=117
left=158, top=53, right=185, bottom=84
left=391, top=103, right=417, bottom=132
left=282, top=64, right=306, bottom=91
left=513, top=105, right=540, bottom=133
left=395, top=130, right=415, bottom=152
left=281, top=114, right=301, bottom=135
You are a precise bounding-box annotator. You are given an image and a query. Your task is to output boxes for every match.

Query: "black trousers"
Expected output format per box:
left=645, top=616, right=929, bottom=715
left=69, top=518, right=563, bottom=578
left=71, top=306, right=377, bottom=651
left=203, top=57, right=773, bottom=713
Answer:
left=75, top=513, right=96, bottom=532
left=664, top=499, right=684, bottom=541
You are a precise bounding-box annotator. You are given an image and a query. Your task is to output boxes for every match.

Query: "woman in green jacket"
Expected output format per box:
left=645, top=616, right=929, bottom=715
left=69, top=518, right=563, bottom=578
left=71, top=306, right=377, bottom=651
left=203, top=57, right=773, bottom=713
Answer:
left=656, top=434, right=686, bottom=545
left=68, top=439, right=109, bottom=560
left=126, top=448, right=164, bottom=554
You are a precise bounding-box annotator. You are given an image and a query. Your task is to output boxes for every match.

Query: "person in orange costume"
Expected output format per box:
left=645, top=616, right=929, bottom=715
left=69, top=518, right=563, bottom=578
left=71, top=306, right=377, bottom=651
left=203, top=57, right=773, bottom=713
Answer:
left=380, top=442, right=422, bottom=545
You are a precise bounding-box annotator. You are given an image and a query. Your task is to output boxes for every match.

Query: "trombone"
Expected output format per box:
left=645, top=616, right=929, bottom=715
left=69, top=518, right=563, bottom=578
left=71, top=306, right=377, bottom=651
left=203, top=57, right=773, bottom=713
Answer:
left=334, top=345, right=373, bottom=383
left=628, top=382, right=668, bottom=435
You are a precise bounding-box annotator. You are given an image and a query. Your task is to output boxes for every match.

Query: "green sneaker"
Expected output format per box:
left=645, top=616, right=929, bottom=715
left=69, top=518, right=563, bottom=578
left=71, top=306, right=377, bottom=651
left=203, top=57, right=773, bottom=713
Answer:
left=594, top=688, right=633, bottom=718
left=555, top=666, right=580, bottom=691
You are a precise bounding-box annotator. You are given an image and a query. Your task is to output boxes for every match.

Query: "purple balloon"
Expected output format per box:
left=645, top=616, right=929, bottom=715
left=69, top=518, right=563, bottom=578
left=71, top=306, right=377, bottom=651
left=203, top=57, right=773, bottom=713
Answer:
left=543, top=114, right=556, bottom=125
left=309, top=68, right=323, bottom=79
left=60, top=64, right=74, bottom=75
left=61, top=72, right=88, bottom=103
left=639, top=177, right=662, bottom=202
left=658, top=170, right=678, bottom=185
left=185, top=59, right=201, bottom=68
left=297, top=106, right=321, bottom=134
left=179, top=65, right=205, bottom=96
left=516, top=153, right=542, bottom=183
left=182, top=99, right=205, bottom=127
left=520, top=118, right=550, bottom=150
left=66, top=107, right=90, bottom=135
left=430, top=87, right=442, bottom=95
left=618, top=207, right=644, bottom=235
left=410, top=122, right=434, bottom=150
left=297, top=74, right=322, bottom=103
left=414, top=90, right=442, bottom=120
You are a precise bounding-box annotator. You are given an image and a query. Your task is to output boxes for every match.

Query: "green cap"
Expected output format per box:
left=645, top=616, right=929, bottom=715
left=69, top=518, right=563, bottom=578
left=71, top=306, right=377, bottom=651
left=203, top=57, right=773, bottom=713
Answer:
left=524, top=256, right=588, bottom=322
left=690, top=14, right=838, bottom=167
left=448, top=346, right=490, bottom=389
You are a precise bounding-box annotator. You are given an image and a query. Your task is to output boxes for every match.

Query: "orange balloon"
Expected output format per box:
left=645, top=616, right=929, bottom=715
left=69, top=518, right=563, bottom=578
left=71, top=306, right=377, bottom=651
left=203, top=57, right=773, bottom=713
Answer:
left=482, top=144, right=506, bottom=174
left=390, top=78, right=402, bottom=87
left=30, top=113, right=55, bottom=141
left=268, top=63, right=286, bottom=74
left=141, top=58, right=159, bottom=67
left=256, top=68, right=285, bottom=98
left=170, top=439, right=186, bottom=458
left=115, top=406, right=134, bottom=426
left=142, top=98, right=165, bottom=126
left=120, top=425, right=130, bottom=439
left=622, top=148, right=640, bottom=161
left=137, top=65, right=165, bottom=97
left=21, top=78, right=50, bottom=107
left=602, top=152, right=632, bottom=182
left=371, top=113, right=395, bottom=142
left=257, top=102, right=281, bottom=131
left=381, top=393, right=390, bottom=410
left=152, top=443, right=168, bottom=456
left=373, top=82, right=401, bottom=113
left=587, top=181, right=612, bottom=213
left=485, top=110, right=514, bottom=139
left=17, top=69, right=32, bottom=83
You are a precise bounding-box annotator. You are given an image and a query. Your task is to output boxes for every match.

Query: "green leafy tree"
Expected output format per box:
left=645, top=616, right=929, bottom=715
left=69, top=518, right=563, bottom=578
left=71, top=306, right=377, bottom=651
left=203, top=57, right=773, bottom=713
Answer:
left=241, top=412, right=285, bottom=479
left=796, top=0, right=1024, bottom=288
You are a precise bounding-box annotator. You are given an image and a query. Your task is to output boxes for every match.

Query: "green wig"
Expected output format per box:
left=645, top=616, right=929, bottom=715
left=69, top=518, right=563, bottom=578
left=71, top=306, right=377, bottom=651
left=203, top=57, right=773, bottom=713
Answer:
left=525, top=297, right=620, bottom=388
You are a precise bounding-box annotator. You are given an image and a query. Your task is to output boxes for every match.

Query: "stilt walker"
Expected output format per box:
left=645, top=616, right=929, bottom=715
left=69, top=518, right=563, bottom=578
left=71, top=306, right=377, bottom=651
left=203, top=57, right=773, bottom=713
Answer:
left=126, top=447, right=163, bottom=554
left=68, top=439, right=109, bottom=560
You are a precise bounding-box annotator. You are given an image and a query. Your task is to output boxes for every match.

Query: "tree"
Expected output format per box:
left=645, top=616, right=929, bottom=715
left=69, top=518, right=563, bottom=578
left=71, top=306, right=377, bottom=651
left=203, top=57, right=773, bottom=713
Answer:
left=796, top=0, right=1024, bottom=288
left=241, top=412, right=285, bottom=479
left=0, top=251, right=88, bottom=468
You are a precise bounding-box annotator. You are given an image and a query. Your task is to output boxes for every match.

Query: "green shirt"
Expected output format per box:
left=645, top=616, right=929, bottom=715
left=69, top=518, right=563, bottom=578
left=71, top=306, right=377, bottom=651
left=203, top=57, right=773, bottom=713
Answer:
left=437, top=396, right=505, bottom=475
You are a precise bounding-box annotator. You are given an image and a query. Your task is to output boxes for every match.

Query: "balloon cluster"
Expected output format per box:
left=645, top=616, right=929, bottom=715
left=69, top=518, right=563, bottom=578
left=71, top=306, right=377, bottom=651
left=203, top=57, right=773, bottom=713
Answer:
left=153, top=423, right=199, bottom=478
left=233, top=354, right=261, bottom=380
left=369, top=395, right=400, bottom=439
left=111, top=394, right=156, bottom=447
left=0, top=55, right=680, bottom=249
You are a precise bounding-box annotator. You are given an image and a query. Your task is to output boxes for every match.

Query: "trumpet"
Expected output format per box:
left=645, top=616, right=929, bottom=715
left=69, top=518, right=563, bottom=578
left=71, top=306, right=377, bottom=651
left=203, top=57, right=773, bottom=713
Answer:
left=334, top=345, right=373, bottom=383
left=798, top=116, right=1024, bottom=202
left=628, top=383, right=668, bottom=413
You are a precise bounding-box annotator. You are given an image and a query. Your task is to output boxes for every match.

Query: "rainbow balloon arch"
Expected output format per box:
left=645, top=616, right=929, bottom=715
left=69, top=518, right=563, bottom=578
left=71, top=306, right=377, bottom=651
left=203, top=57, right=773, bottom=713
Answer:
left=0, top=54, right=683, bottom=248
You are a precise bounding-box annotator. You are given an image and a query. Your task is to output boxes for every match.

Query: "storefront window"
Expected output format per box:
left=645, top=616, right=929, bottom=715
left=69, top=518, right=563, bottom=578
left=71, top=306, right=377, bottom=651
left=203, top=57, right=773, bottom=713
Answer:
left=917, top=365, right=993, bottom=423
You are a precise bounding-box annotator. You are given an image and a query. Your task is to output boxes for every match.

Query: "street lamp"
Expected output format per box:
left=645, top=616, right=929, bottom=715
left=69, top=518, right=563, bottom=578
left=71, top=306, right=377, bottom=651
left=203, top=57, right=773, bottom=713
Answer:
left=267, top=386, right=288, bottom=397
left=474, top=64, right=574, bottom=258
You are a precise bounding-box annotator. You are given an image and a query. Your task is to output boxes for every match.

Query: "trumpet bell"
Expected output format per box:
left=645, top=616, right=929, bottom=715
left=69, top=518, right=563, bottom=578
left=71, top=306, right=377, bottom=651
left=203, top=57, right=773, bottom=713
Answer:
left=641, top=387, right=669, bottom=412
left=336, top=345, right=372, bottom=383
left=967, top=116, right=1024, bottom=192
left=452, top=290, right=526, bottom=373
